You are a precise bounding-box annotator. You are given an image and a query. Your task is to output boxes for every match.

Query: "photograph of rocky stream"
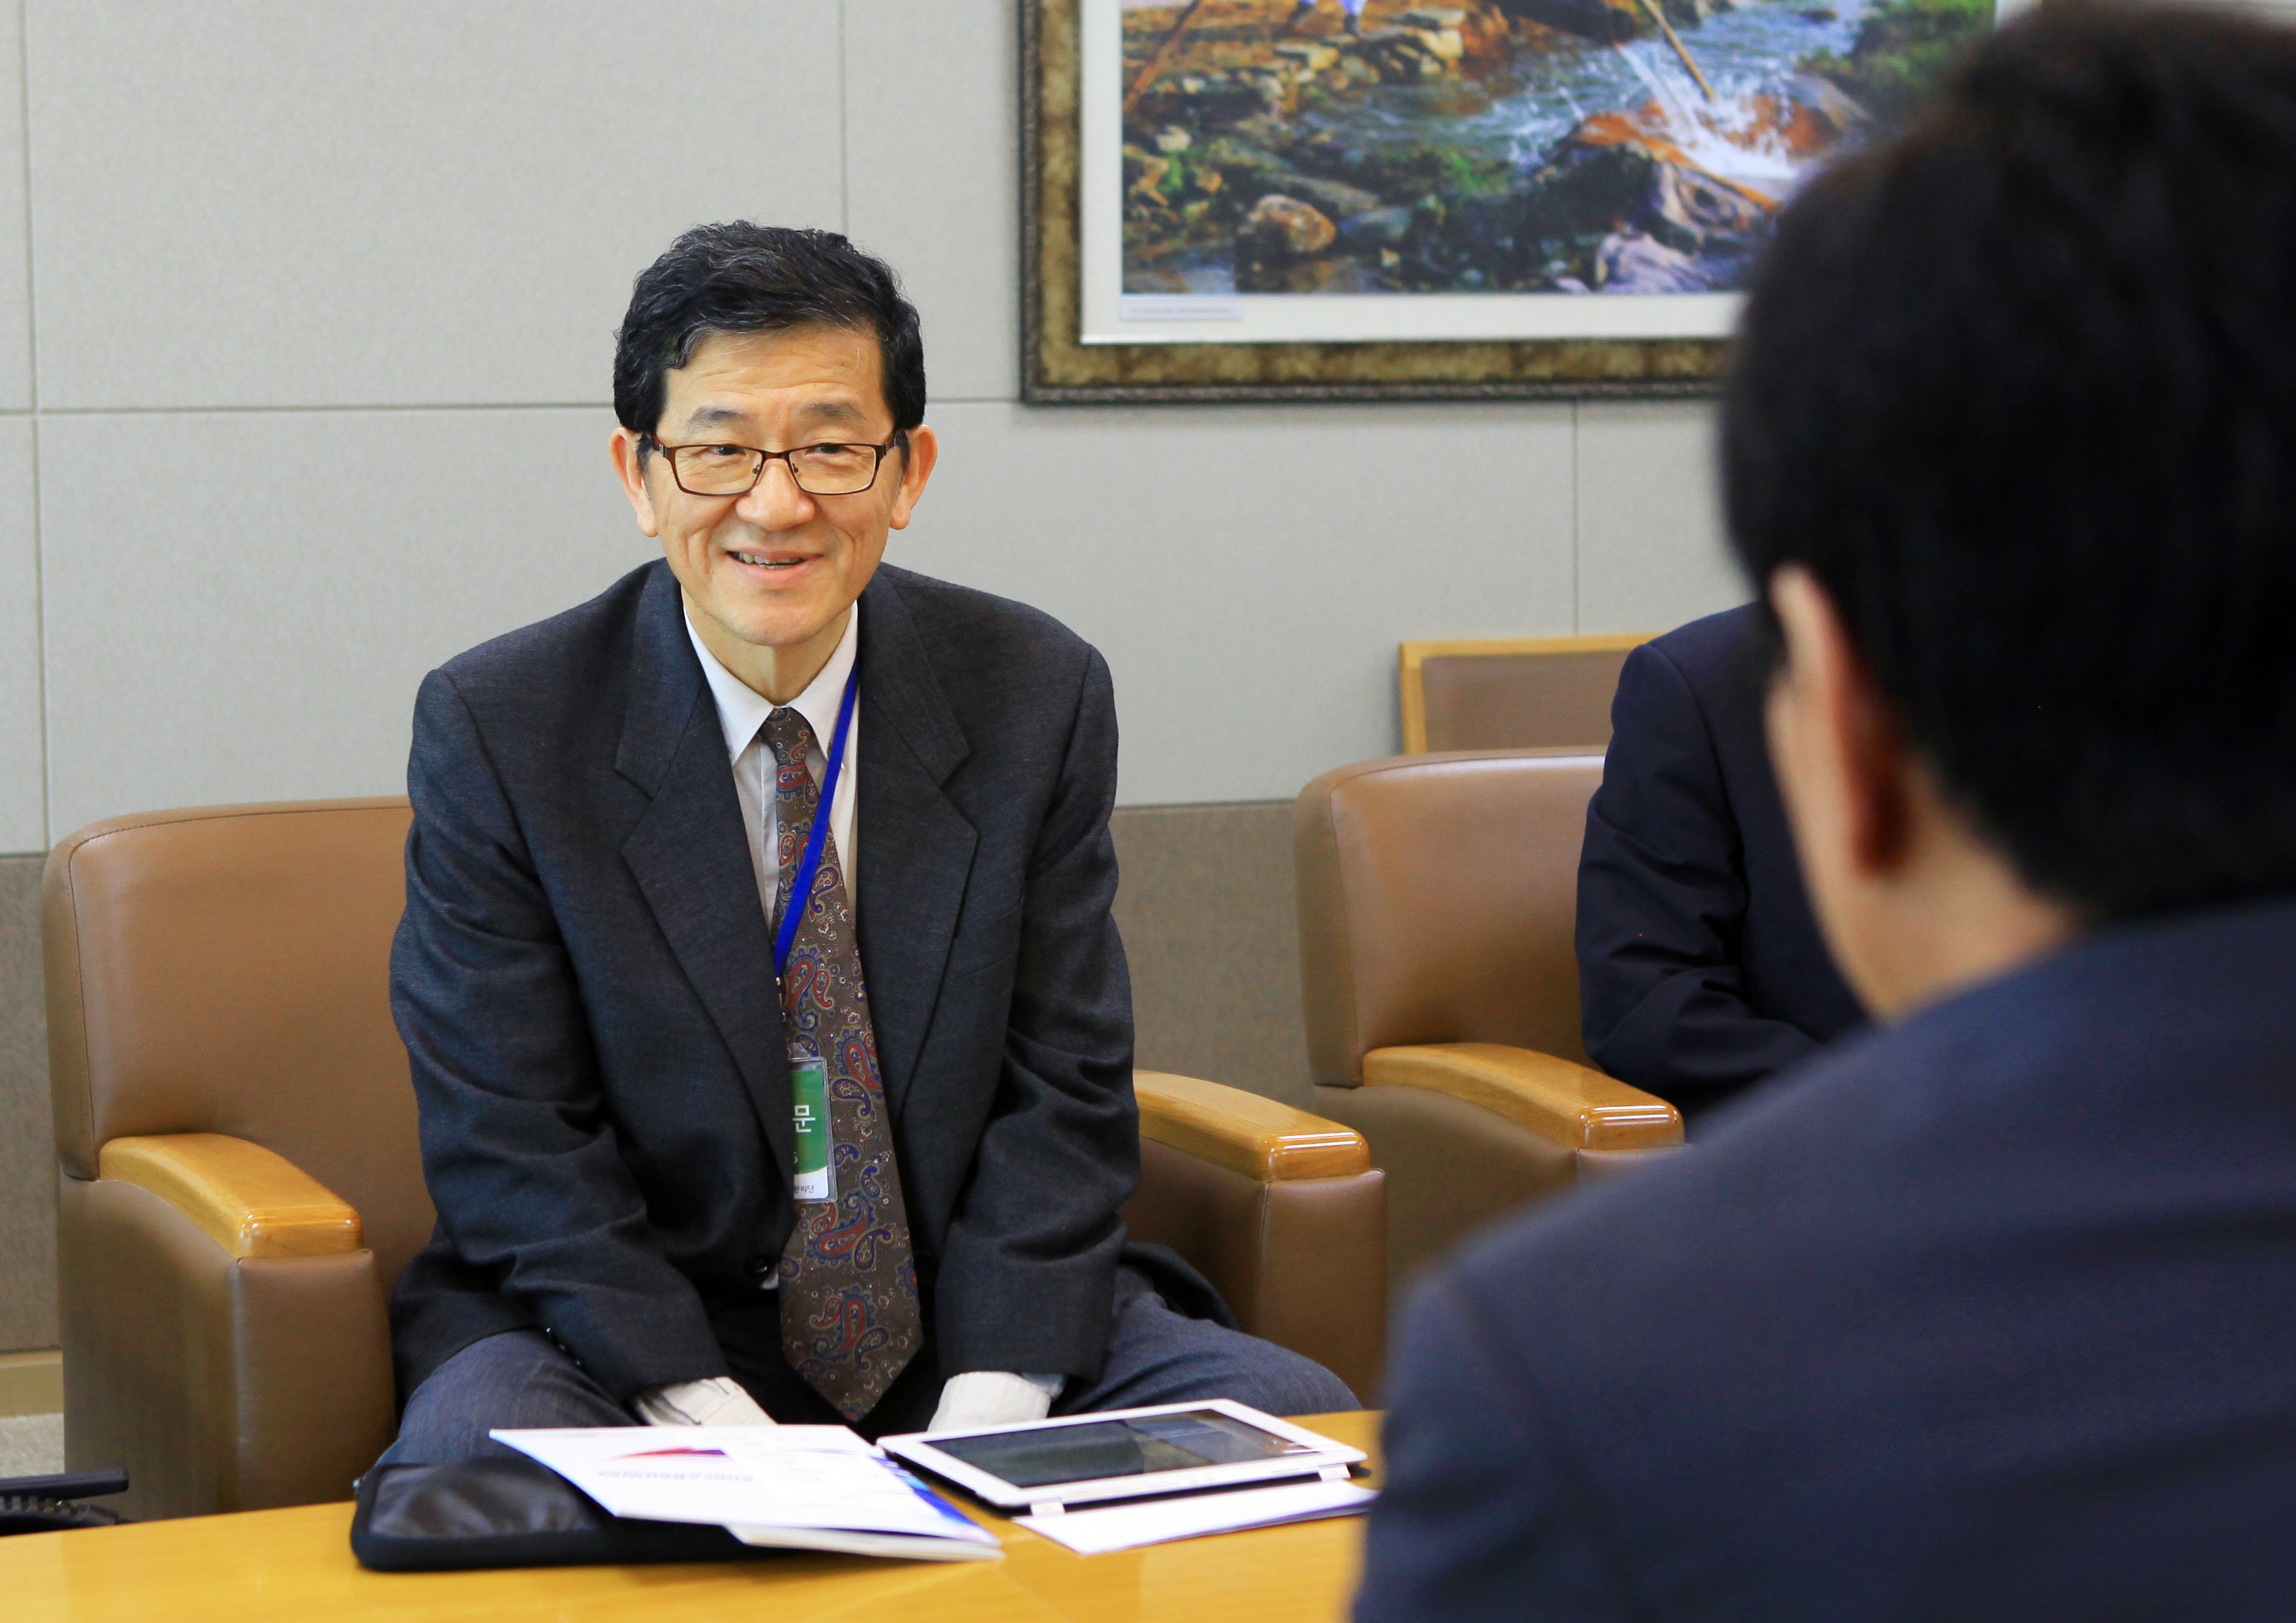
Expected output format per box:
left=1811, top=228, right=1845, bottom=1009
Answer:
left=1119, top=0, right=1991, bottom=297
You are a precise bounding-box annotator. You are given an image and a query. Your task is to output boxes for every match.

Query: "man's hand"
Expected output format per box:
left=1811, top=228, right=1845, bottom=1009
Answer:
left=929, top=1371, right=1064, bottom=1432
left=632, top=1376, right=776, bottom=1427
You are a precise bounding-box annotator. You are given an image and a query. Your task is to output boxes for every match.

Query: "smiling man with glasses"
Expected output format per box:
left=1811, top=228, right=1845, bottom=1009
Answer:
left=374, top=224, right=1352, bottom=1466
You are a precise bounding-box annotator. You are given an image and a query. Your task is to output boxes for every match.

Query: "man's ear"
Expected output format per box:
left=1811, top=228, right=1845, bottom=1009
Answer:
left=610, top=426, right=663, bottom=539
left=885, top=424, right=939, bottom=532
left=1767, top=566, right=2079, bottom=1016
left=1767, top=565, right=1916, bottom=888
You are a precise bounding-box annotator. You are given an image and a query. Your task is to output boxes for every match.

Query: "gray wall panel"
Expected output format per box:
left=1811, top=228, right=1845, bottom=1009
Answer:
left=910, top=399, right=1578, bottom=804
left=846, top=0, right=1019, bottom=404
left=0, top=4, right=29, bottom=413
left=1576, top=399, right=1747, bottom=633
left=25, top=1, right=844, bottom=411
left=0, top=417, right=39, bottom=854
left=40, top=408, right=653, bottom=838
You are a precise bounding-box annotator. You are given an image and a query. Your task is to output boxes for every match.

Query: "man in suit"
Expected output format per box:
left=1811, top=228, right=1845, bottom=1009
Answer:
left=1358, top=8, right=2296, bottom=1616
left=378, top=224, right=1349, bottom=1459
left=1577, top=604, right=1864, bottom=1123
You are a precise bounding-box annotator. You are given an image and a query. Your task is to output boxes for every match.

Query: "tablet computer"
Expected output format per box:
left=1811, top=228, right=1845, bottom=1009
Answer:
left=880, top=1399, right=1367, bottom=1512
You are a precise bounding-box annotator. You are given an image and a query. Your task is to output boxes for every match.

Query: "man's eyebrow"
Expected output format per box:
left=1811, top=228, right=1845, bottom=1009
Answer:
left=677, top=399, right=875, bottom=436
left=790, top=399, right=871, bottom=427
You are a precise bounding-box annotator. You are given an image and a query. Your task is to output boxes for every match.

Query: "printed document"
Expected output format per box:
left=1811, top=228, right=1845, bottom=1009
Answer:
left=492, top=1425, right=1001, bottom=1562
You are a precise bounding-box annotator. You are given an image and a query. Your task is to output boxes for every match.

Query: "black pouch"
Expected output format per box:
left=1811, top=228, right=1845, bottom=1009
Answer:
left=350, top=1456, right=780, bottom=1572
left=0, top=1469, right=130, bottom=1537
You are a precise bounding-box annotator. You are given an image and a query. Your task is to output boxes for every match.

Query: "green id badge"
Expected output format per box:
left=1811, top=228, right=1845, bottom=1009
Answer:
left=790, top=1051, right=834, bottom=1202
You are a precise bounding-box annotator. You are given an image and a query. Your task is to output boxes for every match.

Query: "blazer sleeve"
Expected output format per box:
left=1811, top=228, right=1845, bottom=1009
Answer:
left=391, top=667, right=727, bottom=1400
left=1353, top=1273, right=1637, bottom=1623
left=930, top=648, right=1138, bottom=1378
left=1576, top=640, right=1825, bottom=1115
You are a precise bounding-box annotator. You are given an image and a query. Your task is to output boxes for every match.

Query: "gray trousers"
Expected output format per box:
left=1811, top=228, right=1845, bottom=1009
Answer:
left=381, top=1264, right=1355, bottom=1466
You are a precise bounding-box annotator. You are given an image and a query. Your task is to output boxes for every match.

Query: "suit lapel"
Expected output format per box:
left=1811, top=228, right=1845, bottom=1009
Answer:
left=616, top=566, right=792, bottom=1177
left=853, top=571, right=975, bottom=1117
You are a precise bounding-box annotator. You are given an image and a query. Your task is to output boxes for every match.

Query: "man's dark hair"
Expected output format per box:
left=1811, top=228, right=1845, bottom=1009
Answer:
left=612, top=223, right=925, bottom=452
left=1724, top=2, right=2296, bottom=917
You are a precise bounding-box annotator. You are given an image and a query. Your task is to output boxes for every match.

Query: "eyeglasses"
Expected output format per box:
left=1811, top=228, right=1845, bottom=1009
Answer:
left=646, top=434, right=904, bottom=498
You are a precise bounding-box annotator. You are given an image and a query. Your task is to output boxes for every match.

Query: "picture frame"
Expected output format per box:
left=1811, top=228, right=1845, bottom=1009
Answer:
left=1020, top=0, right=1730, bottom=403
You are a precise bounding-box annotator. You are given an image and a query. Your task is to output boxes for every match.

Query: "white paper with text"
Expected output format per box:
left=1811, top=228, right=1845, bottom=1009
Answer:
left=492, top=1425, right=998, bottom=1552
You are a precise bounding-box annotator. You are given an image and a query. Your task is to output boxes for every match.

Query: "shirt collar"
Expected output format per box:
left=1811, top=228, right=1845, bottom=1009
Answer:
left=683, top=604, right=860, bottom=763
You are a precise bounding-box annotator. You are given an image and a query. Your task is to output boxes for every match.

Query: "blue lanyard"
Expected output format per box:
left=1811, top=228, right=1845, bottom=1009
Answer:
left=771, top=664, right=860, bottom=984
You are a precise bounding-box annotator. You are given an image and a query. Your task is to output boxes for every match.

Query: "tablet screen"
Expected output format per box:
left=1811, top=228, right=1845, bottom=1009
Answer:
left=932, top=1409, right=1319, bottom=1489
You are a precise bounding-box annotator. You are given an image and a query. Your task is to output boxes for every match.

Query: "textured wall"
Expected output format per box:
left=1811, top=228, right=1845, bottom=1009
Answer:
left=0, top=858, right=52, bottom=1351
left=1112, top=802, right=1312, bottom=1110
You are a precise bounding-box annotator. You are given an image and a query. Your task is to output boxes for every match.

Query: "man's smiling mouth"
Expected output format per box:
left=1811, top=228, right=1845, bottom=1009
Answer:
left=732, top=551, right=810, bottom=570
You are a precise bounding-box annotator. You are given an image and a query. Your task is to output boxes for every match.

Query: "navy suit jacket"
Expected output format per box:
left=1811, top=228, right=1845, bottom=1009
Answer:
left=1578, top=604, right=1864, bottom=1118
left=387, top=560, right=1136, bottom=1403
left=1358, top=896, right=2296, bottom=1621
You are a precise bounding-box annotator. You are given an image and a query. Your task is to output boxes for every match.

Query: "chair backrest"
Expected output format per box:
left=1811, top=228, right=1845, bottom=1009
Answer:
left=45, top=799, right=434, bottom=1291
left=1296, top=750, right=1605, bottom=1086
left=1401, top=634, right=1655, bottom=754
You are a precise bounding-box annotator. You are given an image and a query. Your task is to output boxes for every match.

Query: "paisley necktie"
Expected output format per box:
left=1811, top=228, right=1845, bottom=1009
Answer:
left=763, top=706, right=923, bottom=1420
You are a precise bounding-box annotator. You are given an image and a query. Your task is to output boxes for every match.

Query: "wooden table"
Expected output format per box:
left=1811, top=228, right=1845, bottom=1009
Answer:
left=0, top=1412, right=1379, bottom=1622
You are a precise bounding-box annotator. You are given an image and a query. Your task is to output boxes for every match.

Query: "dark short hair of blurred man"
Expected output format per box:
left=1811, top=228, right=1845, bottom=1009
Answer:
left=1357, top=7, right=2296, bottom=1616
left=1577, top=602, right=1865, bottom=1124
left=376, top=223, right=1351, bottom=1466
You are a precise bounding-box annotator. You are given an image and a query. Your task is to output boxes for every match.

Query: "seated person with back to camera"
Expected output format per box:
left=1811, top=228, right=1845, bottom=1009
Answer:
left=377, top=224, right=1353, bottom=1463
left=1360, top=7, right=2296, bottom=1616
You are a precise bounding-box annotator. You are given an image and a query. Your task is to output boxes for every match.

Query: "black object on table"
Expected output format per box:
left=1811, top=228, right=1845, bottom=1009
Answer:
left=0, top=1467, right=130, bottom=1535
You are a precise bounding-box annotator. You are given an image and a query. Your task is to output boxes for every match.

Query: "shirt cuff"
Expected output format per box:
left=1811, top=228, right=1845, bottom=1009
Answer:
left=929, top=1370, right=1064, bottom=1433
left=631, top=1375, right=777, bottom=1428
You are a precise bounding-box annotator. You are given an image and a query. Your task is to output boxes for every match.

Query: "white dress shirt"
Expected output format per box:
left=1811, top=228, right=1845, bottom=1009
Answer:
left=687, top=605, right=861, bottom=929
left=638, top=606, right=1059, bottom=1433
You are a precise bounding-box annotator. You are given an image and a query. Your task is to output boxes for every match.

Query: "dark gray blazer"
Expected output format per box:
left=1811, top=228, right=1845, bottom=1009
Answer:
left=387, top=560, right=1136, bottom=1404
left=1359, top=895, right=2296, bottom=1620
left=1577, top=604, right=1864, bottom=1120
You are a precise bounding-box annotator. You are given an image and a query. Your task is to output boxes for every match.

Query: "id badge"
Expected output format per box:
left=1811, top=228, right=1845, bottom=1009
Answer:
left=789, top=1050, right=835, bottom=1202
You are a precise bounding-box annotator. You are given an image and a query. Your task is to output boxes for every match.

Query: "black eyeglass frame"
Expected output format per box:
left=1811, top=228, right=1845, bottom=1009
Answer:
left=641, top=431, right=909, bottom=498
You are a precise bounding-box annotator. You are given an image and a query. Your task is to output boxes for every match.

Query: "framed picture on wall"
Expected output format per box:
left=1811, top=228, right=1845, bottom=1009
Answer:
left=1021, top=0, right=1995, bottom=402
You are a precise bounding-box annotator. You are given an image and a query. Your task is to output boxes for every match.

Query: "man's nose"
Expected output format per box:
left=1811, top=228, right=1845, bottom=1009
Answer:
left=734, top=457, right=816, bottom=527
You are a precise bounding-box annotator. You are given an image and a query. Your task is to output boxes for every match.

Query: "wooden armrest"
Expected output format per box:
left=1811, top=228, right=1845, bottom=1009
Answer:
left=96, top=1133, right=364, bottom=1259
left=1362, top=1044, right=1682, bottom=1152
left=1135, top=1072, right=1371, bottom=1182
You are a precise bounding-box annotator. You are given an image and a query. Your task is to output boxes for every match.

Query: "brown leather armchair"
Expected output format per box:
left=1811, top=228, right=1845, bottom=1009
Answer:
left=46, top=798, right=1384, bottom=1522
left=1400, top=633, right=1655, bottom=753
left=1295, top=749, right=1684, bottom=1287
